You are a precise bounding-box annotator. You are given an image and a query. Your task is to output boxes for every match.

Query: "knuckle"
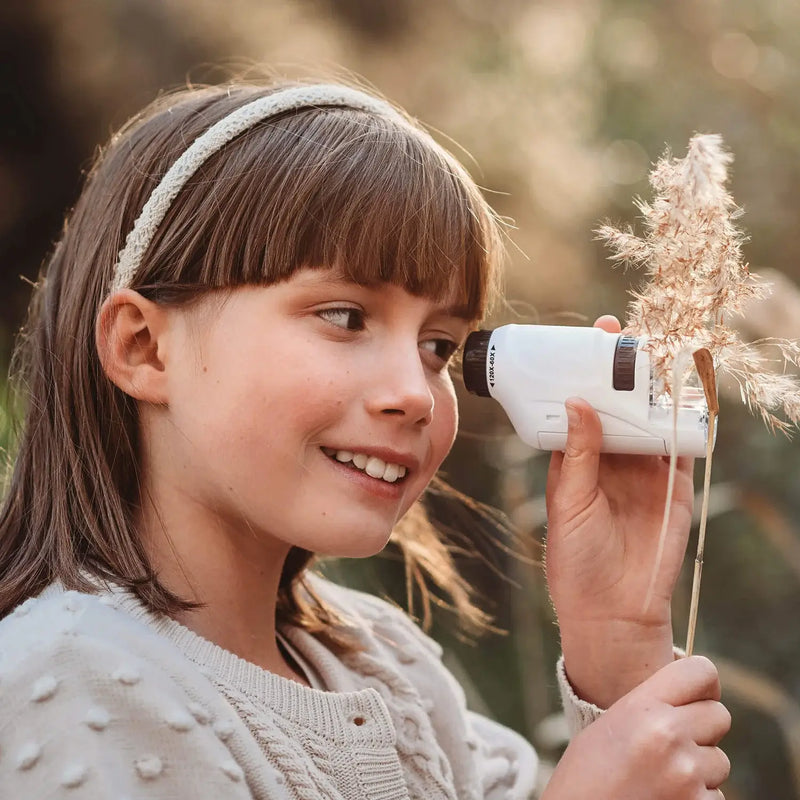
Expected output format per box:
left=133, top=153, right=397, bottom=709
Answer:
left=689, top=655, right=720, bottom=694
left=548, top=495, right=593, bottom=528
left=637, top=713, right=681, bottom=756
left=666, top=753, right=698, bottom=792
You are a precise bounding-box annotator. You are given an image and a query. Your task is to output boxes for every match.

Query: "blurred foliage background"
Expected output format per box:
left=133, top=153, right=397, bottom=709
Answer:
left=2, top=0, right=800, bottom=797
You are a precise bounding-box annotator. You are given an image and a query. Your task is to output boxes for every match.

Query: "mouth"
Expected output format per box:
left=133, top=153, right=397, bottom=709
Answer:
left=320, top=447, right=408, bottom=484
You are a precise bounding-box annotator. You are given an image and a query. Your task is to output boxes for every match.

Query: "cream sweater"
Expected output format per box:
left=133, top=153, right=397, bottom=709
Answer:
left=0, top=577, right=600, bottom=799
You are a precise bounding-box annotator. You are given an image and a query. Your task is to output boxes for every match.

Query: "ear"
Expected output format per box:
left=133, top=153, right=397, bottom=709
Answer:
left=95, top=289, right=171, bottom=404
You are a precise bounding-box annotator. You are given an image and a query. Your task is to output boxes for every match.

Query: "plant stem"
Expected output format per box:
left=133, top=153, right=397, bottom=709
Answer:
left=644, top=398, right=679, bottom=614
left=685, top=348, right=718, bottom=656
left=686, top=409, right=717, bottom=656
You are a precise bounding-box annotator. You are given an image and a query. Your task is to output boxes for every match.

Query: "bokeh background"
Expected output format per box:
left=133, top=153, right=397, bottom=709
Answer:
left=2, top=1, right=800, bottom=797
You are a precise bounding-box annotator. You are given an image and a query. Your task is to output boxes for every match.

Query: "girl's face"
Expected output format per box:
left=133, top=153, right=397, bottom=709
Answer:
left=150, top=267, right=471, bottom=558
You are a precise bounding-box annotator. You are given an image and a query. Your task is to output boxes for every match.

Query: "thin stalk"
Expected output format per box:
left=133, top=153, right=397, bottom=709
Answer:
left=686, top=348, right=719, bottom=655
left=643, top=350, right=691, bottom=613
left=686, top=410, right=717, bottom=655
left=643, top=397, right=679, bottom=613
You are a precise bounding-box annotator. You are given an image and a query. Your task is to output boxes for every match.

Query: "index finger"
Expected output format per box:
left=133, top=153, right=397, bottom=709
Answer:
left=593, top=315, right=621, bottom=334
left=632, top=656, right=721, bottom=707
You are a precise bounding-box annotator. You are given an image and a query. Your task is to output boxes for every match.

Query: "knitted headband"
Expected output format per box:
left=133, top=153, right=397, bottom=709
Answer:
left=109, top=84, right=404, bottom=293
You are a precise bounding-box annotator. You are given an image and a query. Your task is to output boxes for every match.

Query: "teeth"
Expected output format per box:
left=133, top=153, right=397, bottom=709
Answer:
left=383, top=463, right=400, bottom=483
left=365, top=457, right=385, bottom=479
left=322, top=448, right=408, bottom=483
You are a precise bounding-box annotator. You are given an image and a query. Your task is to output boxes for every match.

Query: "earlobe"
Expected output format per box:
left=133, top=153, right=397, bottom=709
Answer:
left=95, top=290, right=170, bottom=404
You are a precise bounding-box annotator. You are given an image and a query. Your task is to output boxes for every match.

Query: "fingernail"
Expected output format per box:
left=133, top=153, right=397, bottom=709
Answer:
left=565, top=401, right=581, bottom=429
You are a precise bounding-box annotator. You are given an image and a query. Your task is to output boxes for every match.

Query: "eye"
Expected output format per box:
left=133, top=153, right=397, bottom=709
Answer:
left=317, top=307, right=365, bottom=331
left=420, top=338, right=459, bottom=366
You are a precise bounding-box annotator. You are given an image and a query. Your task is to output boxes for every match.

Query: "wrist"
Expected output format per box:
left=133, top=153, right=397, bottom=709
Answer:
left=559, top=618, right=675, bottom=708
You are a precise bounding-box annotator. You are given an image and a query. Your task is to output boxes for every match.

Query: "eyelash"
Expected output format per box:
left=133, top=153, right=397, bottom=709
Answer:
left=419, top=339, right=459, bottom=364
left=316, top=307, right=460, bottom=367
left=317, top=307, right=365, bottom=331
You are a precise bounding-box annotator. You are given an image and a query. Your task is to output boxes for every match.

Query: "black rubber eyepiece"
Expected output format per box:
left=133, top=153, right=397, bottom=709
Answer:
left=462, top=330, right=492, bottom=397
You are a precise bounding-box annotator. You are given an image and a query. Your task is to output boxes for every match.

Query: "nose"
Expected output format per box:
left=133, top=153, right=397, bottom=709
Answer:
left=365, top=345, right=434, bottom=426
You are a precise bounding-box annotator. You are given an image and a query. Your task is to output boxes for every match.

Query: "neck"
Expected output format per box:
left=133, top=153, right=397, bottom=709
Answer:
left=136, top=478, right=304, bottom=682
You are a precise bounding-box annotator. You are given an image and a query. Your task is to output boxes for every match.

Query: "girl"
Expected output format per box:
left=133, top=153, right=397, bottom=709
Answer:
left=0, top=81, right=729, bottom=799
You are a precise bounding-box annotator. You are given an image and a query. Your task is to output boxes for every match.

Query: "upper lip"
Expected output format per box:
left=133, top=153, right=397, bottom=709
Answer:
left=323, top=445, right=420, bottom=473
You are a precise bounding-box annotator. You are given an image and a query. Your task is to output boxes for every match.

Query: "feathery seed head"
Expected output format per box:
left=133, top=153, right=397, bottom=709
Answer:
left=596, top=133, right=800, bottom=432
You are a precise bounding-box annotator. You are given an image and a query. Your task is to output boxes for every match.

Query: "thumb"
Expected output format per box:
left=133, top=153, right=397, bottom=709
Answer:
left=548, top=398, right=602, bottom=513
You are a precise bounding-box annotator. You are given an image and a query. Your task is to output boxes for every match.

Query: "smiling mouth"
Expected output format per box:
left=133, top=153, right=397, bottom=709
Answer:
left=321, top=447, right=408, bottom=484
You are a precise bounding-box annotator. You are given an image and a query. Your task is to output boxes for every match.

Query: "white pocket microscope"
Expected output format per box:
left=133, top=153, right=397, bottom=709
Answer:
left=462, top=325, right=713, bottom=457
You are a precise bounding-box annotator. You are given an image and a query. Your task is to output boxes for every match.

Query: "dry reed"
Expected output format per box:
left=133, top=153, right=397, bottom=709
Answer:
left=597, top=133, right=800, bottom=430
left=597, top=133, right=800, bottom=652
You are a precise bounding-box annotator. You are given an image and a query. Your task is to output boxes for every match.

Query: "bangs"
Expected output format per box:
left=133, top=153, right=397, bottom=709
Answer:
left=137, top=99, right=503, bottom=320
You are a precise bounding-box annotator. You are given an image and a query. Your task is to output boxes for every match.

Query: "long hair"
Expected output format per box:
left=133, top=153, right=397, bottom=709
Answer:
left=0, top=81, right=505, bottom=638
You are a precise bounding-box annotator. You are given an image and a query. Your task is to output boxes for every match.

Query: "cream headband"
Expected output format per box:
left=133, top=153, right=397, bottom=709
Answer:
left=110, top=84, right=403, bottom=293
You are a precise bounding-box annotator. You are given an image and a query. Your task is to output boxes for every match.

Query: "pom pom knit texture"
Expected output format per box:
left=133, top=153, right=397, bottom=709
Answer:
left=0, top=578, right=597, bottom=799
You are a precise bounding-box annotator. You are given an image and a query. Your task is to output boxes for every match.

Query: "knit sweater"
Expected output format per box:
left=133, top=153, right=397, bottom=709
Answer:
left=0, top=578, right=601, bottom=799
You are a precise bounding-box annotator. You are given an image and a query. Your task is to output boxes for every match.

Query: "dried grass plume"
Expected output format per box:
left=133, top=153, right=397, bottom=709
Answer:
left=596, top=133, right=800, bottom=433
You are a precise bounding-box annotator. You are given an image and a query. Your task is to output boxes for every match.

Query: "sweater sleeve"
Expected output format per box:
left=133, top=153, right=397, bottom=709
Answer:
left=0, top=623, right=260, bottom=800
left=556, top=655, right=605, bottom=736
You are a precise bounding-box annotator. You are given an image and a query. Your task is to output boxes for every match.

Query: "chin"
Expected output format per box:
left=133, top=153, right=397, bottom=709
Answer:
left=313, top=531, right=394, bottom=560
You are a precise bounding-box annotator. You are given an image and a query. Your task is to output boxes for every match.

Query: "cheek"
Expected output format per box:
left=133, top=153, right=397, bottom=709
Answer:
left=432, top=380, right=459, bottom=458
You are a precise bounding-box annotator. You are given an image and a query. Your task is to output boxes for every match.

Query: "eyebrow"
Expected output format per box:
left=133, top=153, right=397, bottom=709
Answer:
left=299, top=269, right=476, bottom=321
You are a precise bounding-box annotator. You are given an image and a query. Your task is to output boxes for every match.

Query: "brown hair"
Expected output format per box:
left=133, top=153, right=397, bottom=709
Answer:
left=0, top=80, right=505, bottom=637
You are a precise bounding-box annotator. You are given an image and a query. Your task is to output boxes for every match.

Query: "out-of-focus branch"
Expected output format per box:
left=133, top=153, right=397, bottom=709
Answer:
left=740, top=489, right=800, bottom=585
left=696, top=482, right=800, bottom=586
left=716, top=656, right=800, bottom=798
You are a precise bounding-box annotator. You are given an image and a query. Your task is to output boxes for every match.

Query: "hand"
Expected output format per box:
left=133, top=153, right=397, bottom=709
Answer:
left=545, top=316, right=695, bottom=707
left=542, top=657, right=731, bottom=800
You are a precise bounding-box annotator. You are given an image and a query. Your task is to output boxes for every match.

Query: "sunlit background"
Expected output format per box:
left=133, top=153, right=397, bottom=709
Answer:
left=2, top=1, right=800, bottom=797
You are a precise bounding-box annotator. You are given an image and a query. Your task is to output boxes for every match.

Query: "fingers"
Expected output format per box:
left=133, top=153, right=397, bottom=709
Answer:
left=637, top=656, right=721, bottom=706
left=677, top=700, right=732, bottom=746
left=676, top=455, right=695, bottom=474
left=547, top=398, right=602, bottom=513
left=545, top=450, right=564, bottom=508
left=593, top=314, right=622, bottom=333
left=697, top=745, right=731, bottom=789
